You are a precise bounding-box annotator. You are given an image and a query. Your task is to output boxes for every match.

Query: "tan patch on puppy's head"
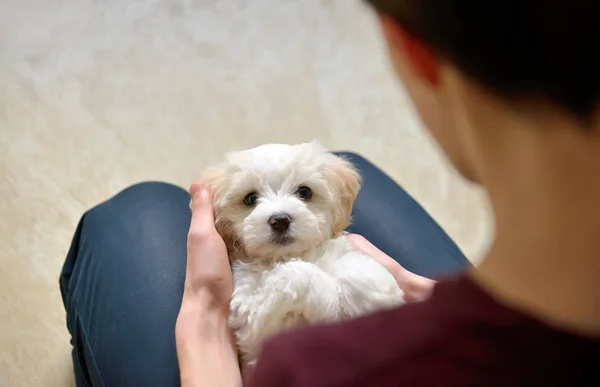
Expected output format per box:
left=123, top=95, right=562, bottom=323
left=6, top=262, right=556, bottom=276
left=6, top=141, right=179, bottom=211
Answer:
left=324, top=154, right=361, bottom=236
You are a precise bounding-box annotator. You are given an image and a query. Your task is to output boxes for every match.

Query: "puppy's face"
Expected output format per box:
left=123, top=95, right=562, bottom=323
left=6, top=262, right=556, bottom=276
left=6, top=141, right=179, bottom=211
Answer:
left=202, top=142, right=360, bottom=259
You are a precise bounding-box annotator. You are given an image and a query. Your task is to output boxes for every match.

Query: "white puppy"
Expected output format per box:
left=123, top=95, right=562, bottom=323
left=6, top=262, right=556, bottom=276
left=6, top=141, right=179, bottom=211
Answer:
left=201, top=141, right=404, bottom=368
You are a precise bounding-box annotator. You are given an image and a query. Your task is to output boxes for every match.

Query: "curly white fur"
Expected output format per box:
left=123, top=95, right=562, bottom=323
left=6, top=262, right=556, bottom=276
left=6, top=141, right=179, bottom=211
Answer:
left=202, top=141, right=404, bottom=367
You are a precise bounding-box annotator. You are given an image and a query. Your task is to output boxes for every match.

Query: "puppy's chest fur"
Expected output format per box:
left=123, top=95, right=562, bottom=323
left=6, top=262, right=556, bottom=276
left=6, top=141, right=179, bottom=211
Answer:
left=229, top=236, right=404, bottom=367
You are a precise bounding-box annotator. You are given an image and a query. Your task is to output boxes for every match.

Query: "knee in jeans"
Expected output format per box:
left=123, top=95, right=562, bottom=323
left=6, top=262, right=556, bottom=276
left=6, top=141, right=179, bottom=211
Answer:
left=84, top=181, right=188, bottom=223
left=120, top=181, right=186, bottom=196
left=114, top=181, right=189, bottom=203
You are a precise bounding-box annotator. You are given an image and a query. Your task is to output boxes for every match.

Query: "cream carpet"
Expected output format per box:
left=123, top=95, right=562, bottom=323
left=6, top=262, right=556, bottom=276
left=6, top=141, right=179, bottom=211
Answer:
left=0, top=0, right=491, bottom=385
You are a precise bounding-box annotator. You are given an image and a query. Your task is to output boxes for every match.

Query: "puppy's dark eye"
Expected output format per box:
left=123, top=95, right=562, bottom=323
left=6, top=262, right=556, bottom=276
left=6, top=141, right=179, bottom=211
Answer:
left=244, top=192, right=259, bottom=206
left=296, top=186, right=312, bottom=200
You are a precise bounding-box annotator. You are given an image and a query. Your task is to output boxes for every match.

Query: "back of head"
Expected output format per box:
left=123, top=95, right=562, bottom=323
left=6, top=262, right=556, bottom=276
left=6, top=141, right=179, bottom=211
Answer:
left=366, top=0, right=600, bottom=124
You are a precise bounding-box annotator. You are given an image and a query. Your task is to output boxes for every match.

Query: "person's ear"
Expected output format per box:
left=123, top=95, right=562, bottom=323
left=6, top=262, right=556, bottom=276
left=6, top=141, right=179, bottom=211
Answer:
left=380, top=16, right=439, bottom=87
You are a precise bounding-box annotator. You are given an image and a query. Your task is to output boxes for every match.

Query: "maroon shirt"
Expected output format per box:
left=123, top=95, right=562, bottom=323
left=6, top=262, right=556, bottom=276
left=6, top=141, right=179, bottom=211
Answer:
left=246, top=275, right=599, bottom=386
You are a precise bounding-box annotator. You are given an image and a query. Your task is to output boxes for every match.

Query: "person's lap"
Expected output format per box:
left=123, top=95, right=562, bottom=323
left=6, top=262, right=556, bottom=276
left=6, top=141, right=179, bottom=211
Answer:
left=59, top=152, right=468, bottom=386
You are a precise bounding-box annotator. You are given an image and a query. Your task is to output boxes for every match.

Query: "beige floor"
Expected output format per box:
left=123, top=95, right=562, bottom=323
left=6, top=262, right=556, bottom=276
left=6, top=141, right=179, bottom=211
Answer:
left=0, top=0, right=491, bottom=386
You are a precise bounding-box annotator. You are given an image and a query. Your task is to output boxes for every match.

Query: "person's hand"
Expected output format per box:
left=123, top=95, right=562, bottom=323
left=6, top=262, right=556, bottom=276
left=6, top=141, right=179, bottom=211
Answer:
left=175, top=182, right=241, bottom=387
left=345, top=233, right=436, bottom=303
left=180, top=182, right=233, bottom=314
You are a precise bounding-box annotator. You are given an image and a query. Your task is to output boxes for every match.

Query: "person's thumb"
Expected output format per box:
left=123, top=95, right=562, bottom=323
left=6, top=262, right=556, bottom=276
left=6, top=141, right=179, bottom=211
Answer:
left=189, top=182, right=216, bottom=236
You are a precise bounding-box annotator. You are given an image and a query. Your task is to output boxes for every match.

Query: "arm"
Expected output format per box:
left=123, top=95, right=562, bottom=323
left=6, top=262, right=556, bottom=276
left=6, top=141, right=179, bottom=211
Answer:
left=176, top=300, right=241, bottom=387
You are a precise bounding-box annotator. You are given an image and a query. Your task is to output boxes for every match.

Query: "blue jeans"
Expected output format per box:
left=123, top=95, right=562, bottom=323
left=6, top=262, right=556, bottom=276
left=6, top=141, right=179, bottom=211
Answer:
left=60, top=152, right=468, bottom=386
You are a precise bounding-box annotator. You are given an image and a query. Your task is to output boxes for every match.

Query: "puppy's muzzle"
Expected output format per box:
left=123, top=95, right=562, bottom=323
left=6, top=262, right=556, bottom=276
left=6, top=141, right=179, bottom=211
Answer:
left=268, top=213, right=291, bottom=234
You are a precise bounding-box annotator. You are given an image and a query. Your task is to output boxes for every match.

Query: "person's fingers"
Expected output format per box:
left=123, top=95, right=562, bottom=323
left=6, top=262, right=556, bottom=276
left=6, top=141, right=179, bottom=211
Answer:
left=346, top=234, right=385, bottom=260
left=188, top=182, right=216, bottom=242
left=346, top=233, right=407, bottom=284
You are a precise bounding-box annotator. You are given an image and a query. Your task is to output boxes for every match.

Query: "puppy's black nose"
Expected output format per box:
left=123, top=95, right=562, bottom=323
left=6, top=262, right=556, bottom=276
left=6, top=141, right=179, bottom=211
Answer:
left=269, top=213, right=291, bottom=233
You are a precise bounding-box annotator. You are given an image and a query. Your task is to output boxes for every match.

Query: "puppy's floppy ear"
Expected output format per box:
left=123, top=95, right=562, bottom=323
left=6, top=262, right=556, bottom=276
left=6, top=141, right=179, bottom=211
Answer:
left=201, top=165, right=228, bottom=207
left=200, top=165, right=237, bottom=251
left=326, top=154, right=362, bottom=236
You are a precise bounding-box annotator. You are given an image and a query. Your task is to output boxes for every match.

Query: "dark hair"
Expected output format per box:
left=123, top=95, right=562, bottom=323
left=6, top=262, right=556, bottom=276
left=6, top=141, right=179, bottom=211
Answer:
left=366, top=0, right=600, bottom=122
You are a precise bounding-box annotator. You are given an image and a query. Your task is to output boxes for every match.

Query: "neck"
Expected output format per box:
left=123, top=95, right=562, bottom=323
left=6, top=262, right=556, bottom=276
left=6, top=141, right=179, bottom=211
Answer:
left=469, top=105, right=600, bottom=336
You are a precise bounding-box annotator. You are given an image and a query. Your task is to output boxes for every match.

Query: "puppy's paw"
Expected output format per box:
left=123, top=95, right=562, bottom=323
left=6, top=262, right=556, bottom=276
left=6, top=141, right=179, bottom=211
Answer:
left=263, top=260, right=342, bottom=323
left=333, top=251, right=405, bottom=317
